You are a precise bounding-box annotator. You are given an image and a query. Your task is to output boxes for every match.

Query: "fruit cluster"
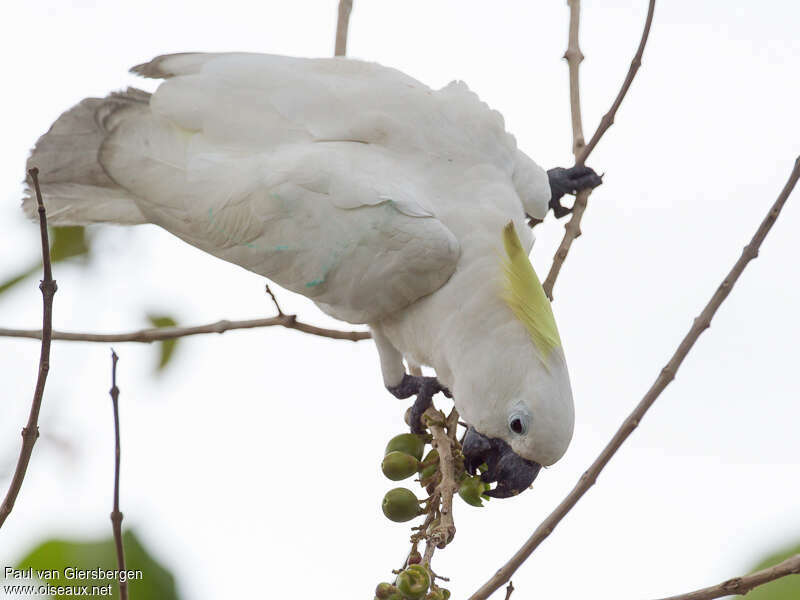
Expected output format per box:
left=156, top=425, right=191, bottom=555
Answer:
left=380, top=433, right=491, bottom=524
left=374, top=565, right=450, bottom=600
left=375, top=428, right=492, bottom=599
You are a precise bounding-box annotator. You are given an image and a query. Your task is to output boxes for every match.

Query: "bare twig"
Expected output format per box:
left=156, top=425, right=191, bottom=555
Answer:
left=542, top=0, right=657, bottom=299
left=0, top=168, right=57, bottom=530
left=469, top=156, right=800, bottom=600
left=653, top=553, right=800, bottom=600
left=564, top=0, right=585, bottom=157
left=335, top=0, right=353, bottom=56
left=542, top=189, right=589, bottom=300
left=542, top=0, right=590, bottom=300
left=264, top=284, right=284, bottom=316
left=108, top=350, right=128, bottom=600
left=504, top=581, right=515, bottom=600
left=0, top=315, right=370, bottom=344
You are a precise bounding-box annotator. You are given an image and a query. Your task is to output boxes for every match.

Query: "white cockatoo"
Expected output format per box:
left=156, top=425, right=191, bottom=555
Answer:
left=23, top=53, right=601, bottom=497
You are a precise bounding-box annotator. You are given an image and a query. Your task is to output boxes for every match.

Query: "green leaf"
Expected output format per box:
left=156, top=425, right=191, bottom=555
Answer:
left=15, top=530, right=179, bottom=600
left=147, top=314, right=179, bottom=372
left=744, top=542, right=800, bottom=600
left=49, top=226, right=89, bottom=264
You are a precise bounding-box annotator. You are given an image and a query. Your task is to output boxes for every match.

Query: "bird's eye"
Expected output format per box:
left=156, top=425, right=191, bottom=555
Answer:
left=508, top=414, right=528, bottom=435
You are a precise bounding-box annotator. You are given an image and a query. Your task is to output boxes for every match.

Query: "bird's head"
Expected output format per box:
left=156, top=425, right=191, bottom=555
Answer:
left=455, top=221, right=574, bottom=498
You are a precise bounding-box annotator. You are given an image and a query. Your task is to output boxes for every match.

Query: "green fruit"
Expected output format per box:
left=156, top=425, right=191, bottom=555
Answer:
left=376, top=583, right=397, bottom=599
left=419, top=463, right=438, bottom=482
left=459, top=475, right=490, bottom=507
left=407, top=550, right=422, bottom=565
left=426, top=591, right=444, bottom=600
left=382, top=488, right=422, bottom=522
left=396, top=565, right=430, bottom=599
left=420, top=449, right=439, bottom=471
left=385, top=433, right=427, bottom=461
left=382, top=451, right=420, bottom=481
left=419, top=449, right=440, bottom=481
left=440, top=589, right=451, bottom=600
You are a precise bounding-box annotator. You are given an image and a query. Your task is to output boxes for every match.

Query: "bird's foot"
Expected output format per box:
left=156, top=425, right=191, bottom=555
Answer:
left=546, top=165, right=604, bottom=218
left=387, top=374, right=451, bottom=434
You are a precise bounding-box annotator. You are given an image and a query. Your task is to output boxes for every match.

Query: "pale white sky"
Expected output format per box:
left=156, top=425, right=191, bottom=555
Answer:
left=1, top=2, right=799, bottom=599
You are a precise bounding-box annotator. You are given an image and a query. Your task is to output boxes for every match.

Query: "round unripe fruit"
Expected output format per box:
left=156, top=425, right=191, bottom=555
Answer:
left=385, top=433, right=427, bottom=461
left=459, top=475, right=490, bottom=507
left=382, top=451, right=420, bottom=481
left=408, top=550, right=422, bottom=565
left=375, top=583, right=397, bottom=599
left=421, top=449, right=439, bottom=465
left=419, top=449, right=440, bottom=481
left=396, top=565, right=431, bottom=599
left=382, top=488, right=422, bottom=522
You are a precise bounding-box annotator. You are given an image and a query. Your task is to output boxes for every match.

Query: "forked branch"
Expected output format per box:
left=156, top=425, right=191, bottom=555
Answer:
left=543, top=0, right=657, bottom=299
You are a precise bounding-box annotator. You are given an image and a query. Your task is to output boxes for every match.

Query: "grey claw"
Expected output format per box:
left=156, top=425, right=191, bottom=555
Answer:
left=547, top=164, right=604, bottom=219
left=386, top=374, right=451, bottom=433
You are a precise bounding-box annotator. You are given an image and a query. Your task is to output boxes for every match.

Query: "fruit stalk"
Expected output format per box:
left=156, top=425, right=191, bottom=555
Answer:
left=423, top=407, right=459, bottom=557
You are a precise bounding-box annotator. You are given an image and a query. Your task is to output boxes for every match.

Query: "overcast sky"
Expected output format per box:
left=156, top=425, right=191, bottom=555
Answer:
left=1, top=1, right=799, bottom=599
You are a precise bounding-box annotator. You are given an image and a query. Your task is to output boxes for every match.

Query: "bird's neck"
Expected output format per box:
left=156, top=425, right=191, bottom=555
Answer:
left=381, top=252, right=535, bottom=392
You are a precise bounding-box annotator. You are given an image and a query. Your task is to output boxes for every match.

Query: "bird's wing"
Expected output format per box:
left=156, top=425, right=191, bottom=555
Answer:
left=99, top=53, right=466, bottom=323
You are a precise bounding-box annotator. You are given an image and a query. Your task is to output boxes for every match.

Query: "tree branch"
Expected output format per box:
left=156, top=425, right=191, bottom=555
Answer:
left=0, top=168, right=58, bottom=529
left=653, top=553, right=800, bottom=600
left=0, top=315, right=370, bottom=344
left=335, top=0, right=353, bottom=56
left=542, top=0, right=657, bottom=300
left=469, top=156, right=800, bottom=600
left=108, top=350, right=128, bottom=600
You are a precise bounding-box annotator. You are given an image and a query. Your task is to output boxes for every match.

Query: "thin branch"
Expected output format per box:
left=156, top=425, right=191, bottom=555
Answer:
left=542, top=0, right=589, bottom=300
left=264, top=283, right=284, bottom=317
left=0, top=168, right=58, bottom=529
left=0, top=315, right=371, bottom=344
left=542, top=190, right=589, bottom=300
left=469, top=156, right=800, bottom=600
left=653, top=553, right=800, bottom=600
left=543, top=0, right=657, bottom=300
left=335, top=0, right=353, bottom=56
left=108, top=350, right=128, bottom=600
left=503, top=581, right=515, bottom=600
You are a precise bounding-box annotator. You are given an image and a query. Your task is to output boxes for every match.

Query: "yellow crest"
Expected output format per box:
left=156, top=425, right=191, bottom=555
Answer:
left=501, top=221, right=562, bottom=361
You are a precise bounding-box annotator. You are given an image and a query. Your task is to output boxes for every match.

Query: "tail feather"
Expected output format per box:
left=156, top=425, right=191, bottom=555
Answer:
left=23, top=88, right=152, bottom=226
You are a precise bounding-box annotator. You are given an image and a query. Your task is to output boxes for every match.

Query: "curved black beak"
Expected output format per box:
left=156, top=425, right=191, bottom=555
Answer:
left=462, top=427, right=541, bottom=498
